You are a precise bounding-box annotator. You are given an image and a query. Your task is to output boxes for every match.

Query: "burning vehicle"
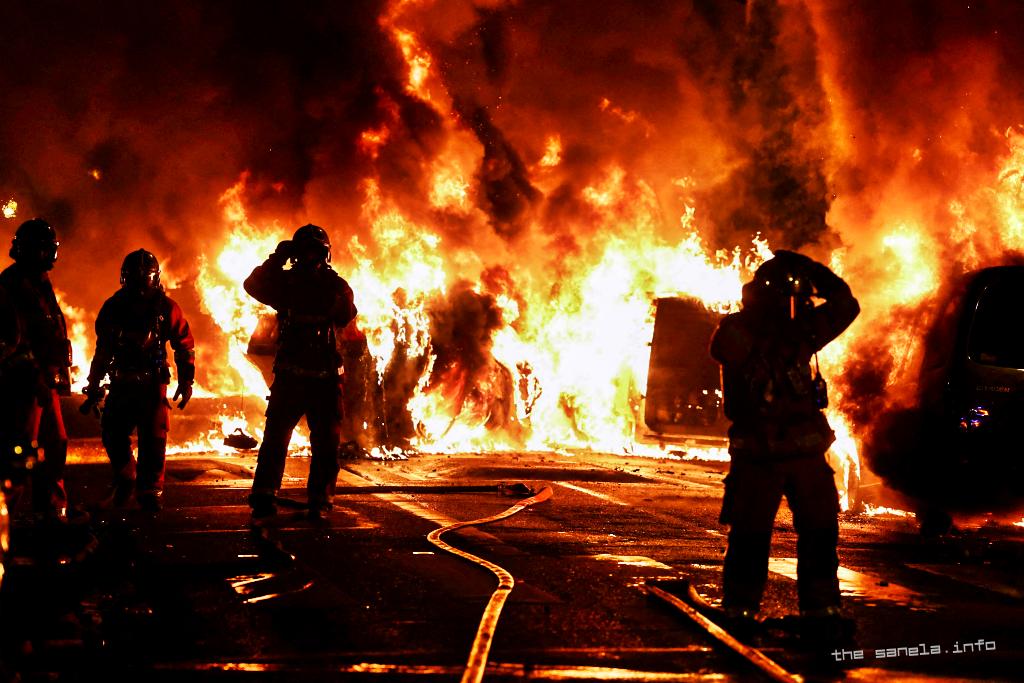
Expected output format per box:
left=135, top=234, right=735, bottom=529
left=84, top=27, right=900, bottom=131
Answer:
left=864, top=265, right=1024, bottom=530
left=934, top=265, right=1024, bottom=452
left=643, top=297, right=728, bottom=447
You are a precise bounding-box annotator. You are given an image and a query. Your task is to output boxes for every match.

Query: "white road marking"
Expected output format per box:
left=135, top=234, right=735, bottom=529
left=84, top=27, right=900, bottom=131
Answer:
left=768, top=557, right=932, bottom=608
left=335, top=469, right=504, bottom=545
left=635, top=470, right=721, bottom=491
left=557, top=482, right=630, bottom=506
left=590, top=554, right=675, bottom=571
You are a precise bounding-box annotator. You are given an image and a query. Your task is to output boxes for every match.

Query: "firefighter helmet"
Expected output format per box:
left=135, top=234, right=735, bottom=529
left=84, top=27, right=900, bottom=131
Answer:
left=742, top=252, right=816, bottom=315
left=120, top=249, right=162, bottom=292
left=9, top=218, right=59, bottom=270
left=752, top=254, right=815, bottom=300
left=291, top=224, right=331, bottom=264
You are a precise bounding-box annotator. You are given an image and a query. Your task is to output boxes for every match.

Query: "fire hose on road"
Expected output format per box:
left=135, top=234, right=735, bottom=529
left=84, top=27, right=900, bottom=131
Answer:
left=646, top=582, right=802, bottom=683
left=426, top=485, right=554, bottom=683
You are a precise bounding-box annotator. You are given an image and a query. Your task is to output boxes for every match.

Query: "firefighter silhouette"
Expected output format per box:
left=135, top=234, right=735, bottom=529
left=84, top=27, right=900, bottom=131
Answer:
left=710, top=250, right=859, bottom=636
left=244, top=224, right=357, bottom=522
left=0, top=218, right=72, bottom=523
left=83, top=249, right=195, bottom=513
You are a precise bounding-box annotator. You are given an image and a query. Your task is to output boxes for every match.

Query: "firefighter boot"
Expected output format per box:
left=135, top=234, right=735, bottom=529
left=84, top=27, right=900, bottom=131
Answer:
left=137, top=490, right=163, bottom=514
left=248, top=492, right=278, bottom=527
left=99, top=476, right=135, bottom=510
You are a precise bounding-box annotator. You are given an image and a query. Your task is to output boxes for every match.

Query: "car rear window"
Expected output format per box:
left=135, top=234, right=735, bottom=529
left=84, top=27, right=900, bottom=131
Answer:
left=968, top=281, right=1024, bottom=368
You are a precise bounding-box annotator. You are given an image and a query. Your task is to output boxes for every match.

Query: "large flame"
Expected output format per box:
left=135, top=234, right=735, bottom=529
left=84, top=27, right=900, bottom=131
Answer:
left=54, top=288, right=92, bottom=393
left=13, top=1, right=1024, bottom=517
left=195, top=171, right=761, bottom=459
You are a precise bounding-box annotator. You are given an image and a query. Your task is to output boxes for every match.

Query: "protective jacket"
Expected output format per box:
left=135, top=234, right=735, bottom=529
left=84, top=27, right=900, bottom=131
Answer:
left=710, top=265, right=859, bottom=458
left=0, top=286, right=22, bottom=369
left=0, top=263, right=71, bottom=393
left=243, top=260, right=357, bottom=378
left=87, top=289, right=195, bottom=387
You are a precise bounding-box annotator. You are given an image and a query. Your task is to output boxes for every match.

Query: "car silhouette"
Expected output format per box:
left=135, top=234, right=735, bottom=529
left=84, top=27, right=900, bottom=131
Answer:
left=866, top=265, right=1024, bottom=532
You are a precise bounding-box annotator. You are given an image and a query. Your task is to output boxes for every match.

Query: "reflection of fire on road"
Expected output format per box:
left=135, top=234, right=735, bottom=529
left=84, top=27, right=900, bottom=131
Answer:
left=7, top=1, right=1024, bottom=517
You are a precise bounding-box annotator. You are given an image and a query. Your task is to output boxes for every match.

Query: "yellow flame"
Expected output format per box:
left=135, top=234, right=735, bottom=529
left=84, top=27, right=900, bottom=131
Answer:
left=190, top=163, right=767, bottom=459
left=995, top=127, right=1024, bottom=246
left=392, top=28, right=433, bottom=100
left=53, top=289, right=92, bottom=393
left=2, top=199, right=16, bottom=219
left=168, top=412, right=315, bottom=456
left=879, top=224, right=939, bottom=304
left=194, top=174, right=282, bottom=397
left=539, top=135, right=562, bottom=168
left=598, top=97, right=653, bottom=135
left=864, top=504, right=915, bottom=518
left=429, top=166, right=471, bottom=212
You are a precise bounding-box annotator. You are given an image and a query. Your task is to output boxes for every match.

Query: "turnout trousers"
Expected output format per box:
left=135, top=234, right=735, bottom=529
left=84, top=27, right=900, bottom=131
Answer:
left=719, top=453, right=841, bottom=613
left=0, top=377, right=68, bottom=515
left=250, top=373, right=343, bottom=510
left=101, top=381, right=171, bottom=497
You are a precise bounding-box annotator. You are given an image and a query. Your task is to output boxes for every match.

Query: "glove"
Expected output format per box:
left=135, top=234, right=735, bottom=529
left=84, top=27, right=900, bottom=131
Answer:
left=269, top=240, right=294, bottom=266
left=801, top=258, right=846, bottom=297
left=83, top=382, right=106, bottom=401
left=173, top=382, right=193, bottom=410
left=79, top=383, right=105, bottom=417
left=79, top=396, right=100, bottom=417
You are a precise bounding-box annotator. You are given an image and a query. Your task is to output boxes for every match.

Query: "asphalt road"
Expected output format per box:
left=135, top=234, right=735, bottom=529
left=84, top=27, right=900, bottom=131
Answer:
left=3, top=442, right=1023, bottom=682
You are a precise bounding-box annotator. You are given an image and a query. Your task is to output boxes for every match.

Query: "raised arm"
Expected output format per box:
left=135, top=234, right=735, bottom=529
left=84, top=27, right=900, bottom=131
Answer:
left=243, top=241, right=293, bottom=310
left=804, top=259, right=860, bottom=351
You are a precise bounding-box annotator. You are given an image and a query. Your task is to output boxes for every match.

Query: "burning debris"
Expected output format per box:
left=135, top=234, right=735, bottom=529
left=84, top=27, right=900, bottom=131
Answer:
left=223, top=428, right=258, bottom=451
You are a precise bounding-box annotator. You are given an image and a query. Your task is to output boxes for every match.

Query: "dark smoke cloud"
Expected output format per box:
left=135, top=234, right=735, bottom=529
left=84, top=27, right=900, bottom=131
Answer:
left=419, top=0, right=842, bottom=258
left=375, top=280, right=513, bottom=443
left=453, top=101, right=540, bottom=238
left=0, top=1, right=394, bottom=289
left=0, top=0, right=403, bottom=385
left=427, top=279, right=503, bottom=385
left=693, top=0, right=833, bottom=250
left=425, top=0, right=733, bottom=256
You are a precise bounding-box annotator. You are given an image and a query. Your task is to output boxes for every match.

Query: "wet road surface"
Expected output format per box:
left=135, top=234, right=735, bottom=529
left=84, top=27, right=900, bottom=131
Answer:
left=3, top=443, right=1023, bottom=681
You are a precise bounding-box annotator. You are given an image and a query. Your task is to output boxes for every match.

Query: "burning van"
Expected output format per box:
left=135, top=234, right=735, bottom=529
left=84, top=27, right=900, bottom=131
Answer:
left=643, top=297, right=728, bottom=446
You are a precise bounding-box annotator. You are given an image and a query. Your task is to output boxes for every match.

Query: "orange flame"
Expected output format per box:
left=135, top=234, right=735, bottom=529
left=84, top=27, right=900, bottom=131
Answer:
left=54, top=288, right=92, bottom=393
